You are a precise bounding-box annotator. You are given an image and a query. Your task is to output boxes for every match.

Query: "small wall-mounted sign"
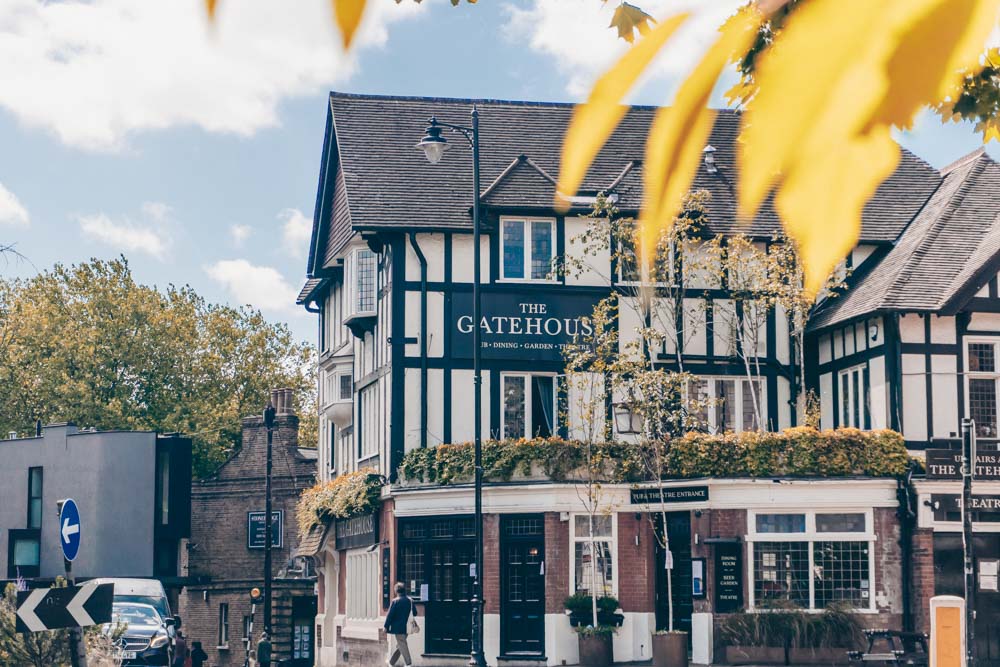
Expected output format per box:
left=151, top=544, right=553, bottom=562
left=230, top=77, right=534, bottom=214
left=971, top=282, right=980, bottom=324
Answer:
left=247, top=511, right=283, bottom=550
left=630, top=485, right=709, bottom=505
left=714, top=543, right=743, bottom=613
left=692, top=558, right=706, bottom=599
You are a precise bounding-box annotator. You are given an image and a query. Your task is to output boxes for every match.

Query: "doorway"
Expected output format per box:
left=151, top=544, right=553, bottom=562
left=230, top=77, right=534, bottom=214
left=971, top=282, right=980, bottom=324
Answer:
left=500, top=515, right=546, bottom=657
left=290, top=596, right=316, bottom=667
left=654, top=512, right=694, bottom=636
left=934, top=533, right=1000, bottom=667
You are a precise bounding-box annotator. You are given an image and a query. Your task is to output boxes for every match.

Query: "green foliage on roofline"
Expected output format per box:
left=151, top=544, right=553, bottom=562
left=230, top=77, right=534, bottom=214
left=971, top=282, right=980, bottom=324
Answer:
left=297, top=467, right=383, bottom=536
left=396, top=428, right=910, bottom=485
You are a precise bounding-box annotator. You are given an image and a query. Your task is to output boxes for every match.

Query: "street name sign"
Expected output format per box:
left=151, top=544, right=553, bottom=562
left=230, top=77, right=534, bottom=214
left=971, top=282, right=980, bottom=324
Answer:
left=59, top=498, right=82, bottom=562
left=16, top=582, right=114, bottom=632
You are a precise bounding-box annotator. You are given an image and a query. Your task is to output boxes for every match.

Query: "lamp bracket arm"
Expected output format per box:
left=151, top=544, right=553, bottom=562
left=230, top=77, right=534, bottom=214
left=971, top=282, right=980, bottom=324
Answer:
left=428, top=118, right=474, bottom=147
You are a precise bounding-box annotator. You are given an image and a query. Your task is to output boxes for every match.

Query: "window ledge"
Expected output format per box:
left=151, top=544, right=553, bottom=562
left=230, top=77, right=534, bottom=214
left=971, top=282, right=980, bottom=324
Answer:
left=497, top=278, right=559, bottom=285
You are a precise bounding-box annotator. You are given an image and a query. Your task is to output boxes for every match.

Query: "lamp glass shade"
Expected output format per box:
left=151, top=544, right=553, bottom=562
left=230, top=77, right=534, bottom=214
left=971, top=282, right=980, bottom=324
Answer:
left=614, top=403, right=642, bottom=434
left=416, top=137, right=449, bottom=164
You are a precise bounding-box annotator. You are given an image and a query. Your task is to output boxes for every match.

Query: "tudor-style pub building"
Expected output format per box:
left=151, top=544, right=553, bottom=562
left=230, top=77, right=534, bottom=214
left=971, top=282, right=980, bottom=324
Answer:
left=296, top=92, right=1000, bottom=666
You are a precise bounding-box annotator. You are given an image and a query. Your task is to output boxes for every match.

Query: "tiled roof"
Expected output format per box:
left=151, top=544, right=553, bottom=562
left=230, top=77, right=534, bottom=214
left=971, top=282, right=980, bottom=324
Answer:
left=326, top=92, right=940, bottom=242
left=296, top=278, right=323, bottom=305
left=292, top=522, right=329, bottom=559
left=809, top=149, right=1000, bottom=330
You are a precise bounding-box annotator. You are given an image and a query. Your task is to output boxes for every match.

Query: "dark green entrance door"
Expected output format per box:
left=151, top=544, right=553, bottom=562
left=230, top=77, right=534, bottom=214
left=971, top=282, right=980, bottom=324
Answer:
left=655, top=512, right=694, bottom=635
left=500, top=515, right=546, bottom=656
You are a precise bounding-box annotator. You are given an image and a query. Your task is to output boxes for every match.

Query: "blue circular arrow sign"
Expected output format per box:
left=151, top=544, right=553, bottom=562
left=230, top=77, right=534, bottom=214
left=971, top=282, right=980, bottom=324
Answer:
left=59, top=499, right=81, bottom=562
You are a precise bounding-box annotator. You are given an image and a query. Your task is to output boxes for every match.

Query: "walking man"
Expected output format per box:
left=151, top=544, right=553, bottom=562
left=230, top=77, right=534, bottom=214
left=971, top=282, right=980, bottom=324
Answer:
left=384, top=582, right=417, bottom=667
left=256, top=631, right=272, bottom=667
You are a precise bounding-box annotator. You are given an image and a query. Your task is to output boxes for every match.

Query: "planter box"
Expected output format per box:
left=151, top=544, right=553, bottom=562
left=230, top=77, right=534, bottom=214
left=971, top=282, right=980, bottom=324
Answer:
left=653, top=632, right=689, bottom=667
left=725, top=645, right=787, bottom=665
left=788, top=647, right=852, bottom=665
left=578, top=634, right=613, bottom=667
left=724, top=646, right=852, bottom=665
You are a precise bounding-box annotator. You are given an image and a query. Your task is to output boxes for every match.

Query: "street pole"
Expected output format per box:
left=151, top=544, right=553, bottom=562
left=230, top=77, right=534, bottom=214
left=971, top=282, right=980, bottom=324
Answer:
left=264, top=401, right=276, bottom=635
left=57, top=500, right=88, bottom=667
left=961, top=417, right=976, bottom=667
left=469, top=106, right=486, bottom=667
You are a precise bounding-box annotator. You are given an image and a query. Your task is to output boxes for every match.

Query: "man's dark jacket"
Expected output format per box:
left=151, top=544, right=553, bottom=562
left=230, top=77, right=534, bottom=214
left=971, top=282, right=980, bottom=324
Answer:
left=383, top=595, right=416, bottom=635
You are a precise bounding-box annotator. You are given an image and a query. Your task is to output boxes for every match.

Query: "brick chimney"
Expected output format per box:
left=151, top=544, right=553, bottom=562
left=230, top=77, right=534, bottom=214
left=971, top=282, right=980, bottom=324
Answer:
left=239, top=388, right=300, bottom=458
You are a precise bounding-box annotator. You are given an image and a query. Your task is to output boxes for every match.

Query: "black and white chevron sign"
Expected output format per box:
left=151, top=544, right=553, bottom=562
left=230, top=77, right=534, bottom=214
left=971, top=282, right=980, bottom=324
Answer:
left=16, top=582, right=114, bottom=633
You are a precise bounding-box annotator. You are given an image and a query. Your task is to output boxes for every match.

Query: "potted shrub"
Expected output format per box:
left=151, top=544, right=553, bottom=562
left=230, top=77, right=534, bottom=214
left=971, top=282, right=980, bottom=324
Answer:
left=576, top=625, right=616, bottom=667
left=565, top=594, right=625, bottom=628
left=652, top=630, right=689, bottom=667
left=719, top=604, right=863, bottom=665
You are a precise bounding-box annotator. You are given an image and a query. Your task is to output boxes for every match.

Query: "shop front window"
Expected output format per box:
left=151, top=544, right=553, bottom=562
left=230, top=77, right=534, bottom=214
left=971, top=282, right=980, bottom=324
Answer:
left=749, top=511, right=874, bottom=611
left=571, top=515, right=615, bottom=597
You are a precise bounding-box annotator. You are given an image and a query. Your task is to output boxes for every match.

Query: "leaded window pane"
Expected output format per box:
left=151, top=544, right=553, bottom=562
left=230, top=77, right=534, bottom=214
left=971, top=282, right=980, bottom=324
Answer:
left=503, top=220, right=525, bottom=279
left=753, top=541, right=810, bottom=608
left=356, top=250, right=376, bottom=313
left=970, top=377, right=998, bottom=438
left=530, top=222, right=553, bottom=279
left=813, top=541, right=871, bottom=608
left=816, top=513, right=866, bottom=533
left=970, top=343, right=996, bottom=373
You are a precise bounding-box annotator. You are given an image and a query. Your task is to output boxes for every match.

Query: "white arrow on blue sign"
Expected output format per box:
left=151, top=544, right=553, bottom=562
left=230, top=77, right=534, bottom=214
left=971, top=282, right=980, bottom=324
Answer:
left=59, top=498, right=81, bottom=562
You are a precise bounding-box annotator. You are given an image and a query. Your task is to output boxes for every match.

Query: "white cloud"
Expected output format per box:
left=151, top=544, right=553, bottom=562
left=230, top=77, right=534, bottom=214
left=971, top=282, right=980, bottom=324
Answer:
left=0, top=182, right=29, bottom=227
left=278, top=208, right=312, bottom=258
left=230, top=223, right=253, bottom=246
left=503, top=0, right=745, bottom=100
left=205, top=259, right=299, bottom=313
left=0, top=0, right=425, bottom=151
left=76, top=200, right=174, bottom=258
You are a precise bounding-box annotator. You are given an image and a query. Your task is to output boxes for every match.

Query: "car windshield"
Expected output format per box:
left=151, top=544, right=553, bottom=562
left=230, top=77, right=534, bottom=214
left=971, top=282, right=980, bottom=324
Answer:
left=114, top=595, right=169, bottom=619
left=112, top=603, right=162, bottom=628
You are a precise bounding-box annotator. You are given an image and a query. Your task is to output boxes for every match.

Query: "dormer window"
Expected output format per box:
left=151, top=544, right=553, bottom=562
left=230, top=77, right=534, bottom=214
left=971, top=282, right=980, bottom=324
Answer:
left=502, top=217, right=555, bottom=281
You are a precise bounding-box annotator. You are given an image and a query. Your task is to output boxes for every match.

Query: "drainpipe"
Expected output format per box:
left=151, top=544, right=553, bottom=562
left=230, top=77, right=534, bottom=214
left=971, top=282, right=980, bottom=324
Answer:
left=409, top=233, right=429, bottom=448
left=887, top=313, right=904, bottom=432
left=897, top=464, right=917, bottom=633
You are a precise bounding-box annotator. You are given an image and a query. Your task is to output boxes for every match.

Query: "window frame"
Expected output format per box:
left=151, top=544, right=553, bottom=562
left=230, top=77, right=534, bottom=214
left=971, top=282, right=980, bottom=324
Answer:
left=569, top=513, right=619, bottom=598
left=837, top=364, right=870, bottom=429
left=218, top=602, right=230, bottom=648
left=746, top=509, right=876, bottom=613
left=965, top=337, right=1000, bottom=439
left=499, top=216, right=557, bottom=283
left=500, top=372, right=558, bottom=440
left=7, top=528, right=41, bottom=579
left=615, top=225, right=675, bottom=287
left=687, top=376, right=765, bottom=434
left=345, top=247, right=378, bottom=319
left=27, top=467, right=42, bottom=530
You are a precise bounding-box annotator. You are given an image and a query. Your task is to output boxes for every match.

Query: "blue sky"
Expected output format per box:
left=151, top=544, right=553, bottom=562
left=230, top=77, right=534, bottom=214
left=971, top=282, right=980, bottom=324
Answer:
left=1, top=0, right=997, bottom=344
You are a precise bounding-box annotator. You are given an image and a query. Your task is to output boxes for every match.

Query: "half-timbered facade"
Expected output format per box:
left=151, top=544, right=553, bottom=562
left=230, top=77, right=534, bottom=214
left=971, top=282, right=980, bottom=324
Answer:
left=295, top=92, right=978, bottom=667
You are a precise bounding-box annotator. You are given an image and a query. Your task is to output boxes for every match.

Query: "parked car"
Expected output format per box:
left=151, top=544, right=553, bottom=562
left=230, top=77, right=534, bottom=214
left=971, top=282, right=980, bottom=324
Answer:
left=93, top=578, right=179, bottom=666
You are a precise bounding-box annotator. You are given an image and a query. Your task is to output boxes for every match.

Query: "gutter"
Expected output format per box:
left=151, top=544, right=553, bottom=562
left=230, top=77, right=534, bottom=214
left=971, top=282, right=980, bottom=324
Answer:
left=408, top=233, right=429, bottom=449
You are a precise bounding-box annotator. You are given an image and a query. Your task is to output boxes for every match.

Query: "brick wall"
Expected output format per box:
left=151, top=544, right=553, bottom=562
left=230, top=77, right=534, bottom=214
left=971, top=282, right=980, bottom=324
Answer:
left=617, top=513, right=655, bottom=613
left=484, top=514, right=500, bottom=614
left=872, top=507, right=904, bottom=630
left=911, top=527, right=935, bottom=634
left=545, top=512, right=569, bottom=614
left=178, top=409, right=318, bottom=667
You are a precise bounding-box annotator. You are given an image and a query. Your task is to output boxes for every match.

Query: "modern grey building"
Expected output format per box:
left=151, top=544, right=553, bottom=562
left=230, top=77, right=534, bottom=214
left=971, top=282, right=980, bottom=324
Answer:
left=0, top=422, right=191, bottom=588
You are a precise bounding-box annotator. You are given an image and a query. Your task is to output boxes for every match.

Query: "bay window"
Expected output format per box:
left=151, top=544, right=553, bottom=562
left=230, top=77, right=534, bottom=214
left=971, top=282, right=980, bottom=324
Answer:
left=501, top=373, right=556, bottom=439
left=502, top=218, right=555, bottom=281
left=838, top=364, right=870, bottom=429
left=570, top=514, right=616, bottom=597
left=749, top=510, right=874, bottom=611
left=967, top=339, right=1000, bottom=438
left=344, top=248, right=377, bottom=319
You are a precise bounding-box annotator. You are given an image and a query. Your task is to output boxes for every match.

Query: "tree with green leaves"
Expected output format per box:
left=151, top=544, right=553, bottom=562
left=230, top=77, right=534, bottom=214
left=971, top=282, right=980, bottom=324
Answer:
left=0, top=256, right=316, bottom=477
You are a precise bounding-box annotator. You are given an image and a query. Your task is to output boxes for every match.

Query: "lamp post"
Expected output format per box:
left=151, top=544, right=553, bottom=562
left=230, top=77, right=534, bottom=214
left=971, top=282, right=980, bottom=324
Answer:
left=416, top=109, right=486, bottom=667
left=961, top=417, right=977, bottom=667
left=263, top=401, right=276, bottom=635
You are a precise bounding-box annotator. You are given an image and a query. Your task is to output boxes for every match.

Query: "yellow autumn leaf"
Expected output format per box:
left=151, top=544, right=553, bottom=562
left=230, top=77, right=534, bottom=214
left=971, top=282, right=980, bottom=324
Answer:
left=333, top=0, right=367, bottom=50
left=639, top=8, right=760, bottom=259
left=870, top=0, right=998, bottom=131
left=610, top=2, right=655, bottom=43
left=205, top=0, right=218, bottom=20
left=775, top=128, right=900, bottom=296
left=556, top=13, right=688, bottom=210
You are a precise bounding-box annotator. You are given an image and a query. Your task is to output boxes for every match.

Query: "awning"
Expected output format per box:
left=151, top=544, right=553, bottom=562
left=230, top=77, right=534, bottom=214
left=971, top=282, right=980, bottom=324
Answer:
left=293, top=522, right=330, bottom=559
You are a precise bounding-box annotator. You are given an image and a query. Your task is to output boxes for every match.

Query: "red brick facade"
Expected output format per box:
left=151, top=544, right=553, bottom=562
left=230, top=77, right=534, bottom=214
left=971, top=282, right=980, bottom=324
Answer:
left=544, top=512, right=569, bottom=614
left=617, top=513, right=656, bottom=613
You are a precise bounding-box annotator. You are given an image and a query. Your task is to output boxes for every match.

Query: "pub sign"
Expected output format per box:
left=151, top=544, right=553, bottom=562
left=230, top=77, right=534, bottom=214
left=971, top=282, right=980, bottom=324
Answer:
left=926, top=448, right=1000, bottom=480
left=452, top=290, right=601, bottom=361
left=248, top=511, right=283, bottom=549
left=335, top=512, right=379, bottom=550
left=630, top=485, right=709, bottom=505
